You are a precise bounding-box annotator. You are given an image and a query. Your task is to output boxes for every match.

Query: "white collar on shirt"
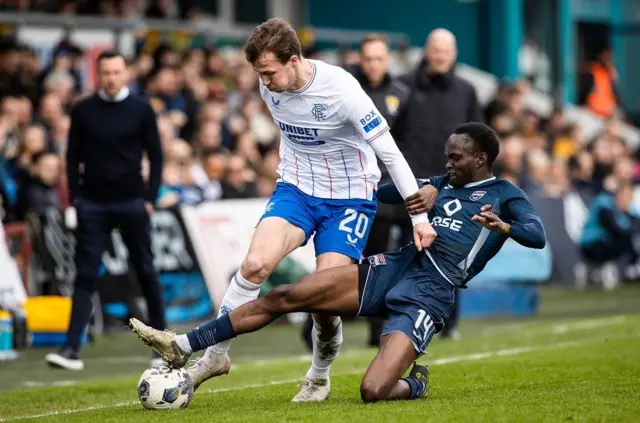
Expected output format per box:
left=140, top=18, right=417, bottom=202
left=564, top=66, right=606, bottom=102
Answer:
left=98, top=86, right=130, bottom=102
left=464, top=176, right=496, bottom=188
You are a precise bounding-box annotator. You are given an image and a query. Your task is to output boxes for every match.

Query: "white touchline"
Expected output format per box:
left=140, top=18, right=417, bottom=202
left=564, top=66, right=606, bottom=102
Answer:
left=3, top=334, right=635, bottom=422
left=552, top=315, right=627, bottom=334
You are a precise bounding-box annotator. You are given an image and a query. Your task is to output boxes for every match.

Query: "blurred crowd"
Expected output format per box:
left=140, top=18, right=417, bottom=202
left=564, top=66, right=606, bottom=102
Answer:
left=488, top=76, right=636, bottom=206
left=0, top=37, right=288, bottom=223
left=0, top=0, right=204, bottom=21
left=0, top=25, right=638, bottom=279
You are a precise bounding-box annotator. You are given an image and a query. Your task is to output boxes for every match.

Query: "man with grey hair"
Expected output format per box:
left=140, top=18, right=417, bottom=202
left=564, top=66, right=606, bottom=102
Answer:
left=394, top=28, right=483, bottom=339
left=43, top=70, right=75, bottom=105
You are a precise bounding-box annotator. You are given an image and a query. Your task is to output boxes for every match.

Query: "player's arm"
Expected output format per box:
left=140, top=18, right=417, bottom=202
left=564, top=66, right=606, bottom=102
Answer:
left=368, top=132, right=429, bottom=222
left=343, top=77, right=436, bottom=249
left=377, top=176, right=442, bottom=214
left=368, top=133, right=438, bottom=250
left=377, top=179, right=426, bottom=204
left=472, top=198, right=546, bottom=249
left=343, top=82, right=429, bottom=223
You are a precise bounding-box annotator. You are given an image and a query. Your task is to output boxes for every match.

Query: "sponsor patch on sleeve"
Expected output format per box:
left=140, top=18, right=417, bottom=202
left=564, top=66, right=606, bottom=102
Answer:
left=359, top=110, right=382, bottom=133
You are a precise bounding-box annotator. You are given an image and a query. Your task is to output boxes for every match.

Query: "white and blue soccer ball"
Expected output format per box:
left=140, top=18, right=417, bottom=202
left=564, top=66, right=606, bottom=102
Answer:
left=137, top=365, right=194, bottom=410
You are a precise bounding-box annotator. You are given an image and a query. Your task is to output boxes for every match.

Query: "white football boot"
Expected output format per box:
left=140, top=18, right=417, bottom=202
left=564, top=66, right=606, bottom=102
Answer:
left=185, top=353, right=232, bottom=391
left=291, top=378, right=331, bottom=402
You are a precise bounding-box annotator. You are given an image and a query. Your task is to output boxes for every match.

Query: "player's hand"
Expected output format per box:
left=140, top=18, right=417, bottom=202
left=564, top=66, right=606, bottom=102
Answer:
left=413, top=222, right=437, bottom=251
left=405, top=185, right=438, bottom=215
left=145, top=202, right=155, bottom=214
left=471, top=205, right=511, bottom=234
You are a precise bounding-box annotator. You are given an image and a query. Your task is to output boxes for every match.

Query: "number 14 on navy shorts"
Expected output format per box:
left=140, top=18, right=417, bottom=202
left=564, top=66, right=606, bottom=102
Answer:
left=261, top=182, right=377, bottom=260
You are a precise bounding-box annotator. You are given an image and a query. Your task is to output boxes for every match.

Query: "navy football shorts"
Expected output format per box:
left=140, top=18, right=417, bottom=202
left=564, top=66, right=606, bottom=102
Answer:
left=357, top=245, right=456, bottom=355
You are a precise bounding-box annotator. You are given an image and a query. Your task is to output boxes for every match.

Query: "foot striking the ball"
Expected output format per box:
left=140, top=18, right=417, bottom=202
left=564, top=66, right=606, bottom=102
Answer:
left=129, top=318, right=191, bottom=368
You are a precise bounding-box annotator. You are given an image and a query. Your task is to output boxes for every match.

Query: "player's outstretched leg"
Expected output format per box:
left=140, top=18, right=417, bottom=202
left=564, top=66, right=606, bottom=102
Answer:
left=129, top=264, right=362, bottom=377
left=359, top=332, right=429, bottom=403
left=187, top=216, right=306, bottom=389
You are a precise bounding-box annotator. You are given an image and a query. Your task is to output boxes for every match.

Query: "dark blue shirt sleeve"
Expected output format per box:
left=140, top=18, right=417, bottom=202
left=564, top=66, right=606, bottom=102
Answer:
left=377, top=174, right=444, bottom=204
left=504, top=197, right=547, bottom=249
left=377, top=179, right=425, bottom=204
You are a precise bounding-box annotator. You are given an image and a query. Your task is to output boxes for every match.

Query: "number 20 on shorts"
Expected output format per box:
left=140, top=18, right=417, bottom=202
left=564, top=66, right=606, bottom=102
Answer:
left=339, top=208, right=369, bottom=244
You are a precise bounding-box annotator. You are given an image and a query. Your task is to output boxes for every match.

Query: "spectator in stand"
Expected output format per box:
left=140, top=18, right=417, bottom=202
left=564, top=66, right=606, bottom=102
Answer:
left=495, top=134, right=525, bottom=186
left=580, top=178, right=639, bottom=289
left=157, top=161, right=182, bottom=209
left=0, top=121, right=18, bottom=215
left=37, top=93, right=67, bottom=140
left=0, top=40, right=38, bottom=103
left=43, top=70, right=75, bottom=112
left=579, top=47, right=626, bottom=119
left=568, top=150, right=596, bottom=203
left=221, top=154, right=257, bottom=199
left=146, top=66, right=189, bottom=133
left=195, top=120, right=224, bottom=154
left=19, top=151, right=62, bottom=215
left=522, top=148, right=551, bottom=196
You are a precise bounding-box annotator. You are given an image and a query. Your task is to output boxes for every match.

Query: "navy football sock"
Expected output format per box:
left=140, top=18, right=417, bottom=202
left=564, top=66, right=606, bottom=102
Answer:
left=402, top=376, right=426, bottom=400
left=186, top=314, right=236, bottom=352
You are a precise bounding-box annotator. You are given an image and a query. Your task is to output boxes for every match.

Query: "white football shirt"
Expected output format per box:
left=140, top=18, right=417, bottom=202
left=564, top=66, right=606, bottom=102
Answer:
left=259, top=59, right=390, bottom=201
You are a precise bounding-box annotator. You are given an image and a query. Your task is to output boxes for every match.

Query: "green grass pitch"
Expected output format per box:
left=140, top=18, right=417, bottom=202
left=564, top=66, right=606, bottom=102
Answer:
left=1, top=285, right=639, bottom=422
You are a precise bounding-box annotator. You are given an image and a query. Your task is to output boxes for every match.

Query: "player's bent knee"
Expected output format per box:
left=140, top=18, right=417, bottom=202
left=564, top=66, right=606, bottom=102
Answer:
left=241, top=252, right=273, bottom=281
left=360, top=379, right=386, bottom=403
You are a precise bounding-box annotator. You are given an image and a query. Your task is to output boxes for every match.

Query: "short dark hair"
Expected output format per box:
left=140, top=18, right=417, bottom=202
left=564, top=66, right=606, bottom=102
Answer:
left=96, top=50, right=125, bottom=66
left=244, top=18, right=302, bottom=65
left=453, top=122, right=500, bottom=167
left=32, top=150, right=59, bottom=165
left=359, top=33, right=389, bottom=51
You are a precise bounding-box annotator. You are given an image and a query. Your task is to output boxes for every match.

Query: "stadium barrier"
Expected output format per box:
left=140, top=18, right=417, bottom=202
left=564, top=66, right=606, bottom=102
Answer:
left=27, top=207, right=212, bottom=326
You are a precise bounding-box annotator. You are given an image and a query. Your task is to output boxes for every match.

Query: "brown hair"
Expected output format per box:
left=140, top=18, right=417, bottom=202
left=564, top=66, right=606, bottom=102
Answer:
left=244, top=18, right=302, bottom=65
left=359, top=33, right=389, bottom=52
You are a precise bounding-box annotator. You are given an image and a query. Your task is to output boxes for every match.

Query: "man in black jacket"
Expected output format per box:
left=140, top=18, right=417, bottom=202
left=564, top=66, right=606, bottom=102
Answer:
left=351, top=34, right=410, bottom=131
left=45, top=51, right=166, bottom=370
left=394, top=29, right=483, bottom=339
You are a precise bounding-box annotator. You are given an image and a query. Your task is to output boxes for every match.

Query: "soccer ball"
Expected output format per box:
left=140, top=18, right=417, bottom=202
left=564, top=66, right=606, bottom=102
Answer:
left=137, top=365, right=194, bottom=410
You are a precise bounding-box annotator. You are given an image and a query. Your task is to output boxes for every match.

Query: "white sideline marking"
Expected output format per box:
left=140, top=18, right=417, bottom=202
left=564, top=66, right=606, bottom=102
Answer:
left=2, top=335, right=631, bottom=422
left=21, top=381, right=78, bottom=389
left=552, top=316, right=626, bottom=334
left=16, top=352, right=361, bottom=389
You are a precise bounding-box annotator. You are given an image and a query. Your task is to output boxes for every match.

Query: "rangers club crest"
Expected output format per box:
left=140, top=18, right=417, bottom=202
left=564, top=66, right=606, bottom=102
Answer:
left=311, top=103, right=328, bottom=121
left=470, top=190, right=487, bottom=201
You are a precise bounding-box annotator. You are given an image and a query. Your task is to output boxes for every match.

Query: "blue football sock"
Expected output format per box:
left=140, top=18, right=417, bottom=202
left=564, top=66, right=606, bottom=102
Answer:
left=402, top=376, right=426, bottom=400
left=186, top=314, right=236, bottom=352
